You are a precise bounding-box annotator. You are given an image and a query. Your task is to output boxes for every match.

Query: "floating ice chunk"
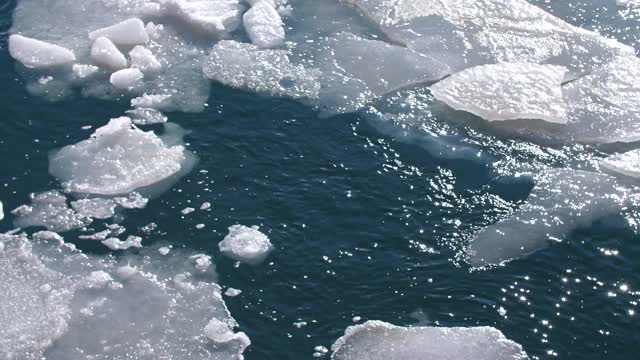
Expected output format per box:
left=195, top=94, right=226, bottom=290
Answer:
left=131, top=93, right=173, bottom=110
left=431, top=63, right=568, bottom=124
left=601, top=150, right=640, bottom=180
left=345, top=0, right=634, bottom=76
left=204, top=40, right=320, bottom=99
left=204, top=318, right=251, bottom=353
left=158, top=246, right=171, bottom=255
left=225, top=287, right=242, bottom=297
left=243, top=1, right=285, bottom=48
left=562, top=55, right=640, bottom=143
left=49, top=117, right=186, bottom=195
left=114, top=192, right=149, bottom=209
left=88, top=18, right=149, bottom=46
left=12, top=191, right=84, bottom=232
left=71, top=198, right=117, bottom=219
left=79, top=229, right=111, bottom=240
left=200, top=202, right=211, bottom=210
left=219, top=225, right=273, bottom=265
left=129, top=46, right=162, bottom=74
left=0, top=201, right=3, bottom=222
left=126, top=107, right=168, bottom=125
left=32, top=231, right=64, bottom=244
left=90, top=37, right=127, bottom=70
left=8, top=34, right=75, bottom=69
left=72, top=64, right=99, bottom=79
left=110, top=68, right=144, bottom=89
left=148, top=0, right=245, bottom=38
left=190, top=254, right=212, bottom=272
left=331, top=320, right=529, bottom=360
left=101, top=236, right=143, bottom=251
left=467, top=169, right=629, bottom=267
left=181, top=207, right=196, bottom=215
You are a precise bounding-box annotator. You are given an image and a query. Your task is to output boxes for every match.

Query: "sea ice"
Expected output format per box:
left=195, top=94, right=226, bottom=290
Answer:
left=129, top=46, right=162, bottom=74
left=110, top=68, right=144, bottom=89
left=243, top=1, right=285, bottom=48
left=218, top=225, right=273, bottom=265
left=101, top=235, right=143, bottom=251
left=467, top=169, right=629, bottom=267
left=0, top=201, right=3, bottom=222
left=203, top=40, right=321, bottom=100
left=331, top=320, right=529, bottom=360
left=90, top=37, right=127, bottom=70
left=71, top=64, right=99, bottom=79
left=8, top=34, right=75, bottom=69
left=126, top=107, right=168, bottom=125
left=12, top=191, right=85, bottom=233
left=431, top=63, right=568, bottom=124
left=70, top=198, right=117, bottom=219
left=601, top=150, right=640, bottom=180
left=225, top=287, right=242, bottom=297
left=49, top=117, right=187, bottom=195
left=88, top=18, right=149, bottom=46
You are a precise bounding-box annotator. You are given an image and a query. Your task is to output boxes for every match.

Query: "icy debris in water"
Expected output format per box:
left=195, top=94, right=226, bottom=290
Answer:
left=352, top=316, right=361, bottom=323
left=71, top=198, right=117, bottom=219
left=88, top=18, right=149, bottom=46
left=131, top=93, right=173, bottom=110
left=203, top=318, right=251, bottom=356
left=113, top=192, right=149, bottom=209
left=331, top=320, right=528, bottom=360
left=218, top=225, right=273, bottom=265
left=200, top=202, right=211, bottom=210
left=431, top=63, right=568, bottom=124
left=72, top=64, right=99, bottom=79
left=467, top=169, right=629, bottom=267
left=0, top=201, right=3, bottom=222
left=146, top=0, right=245, bottom=38
left=12, top=191, right=85, bottom=232
left=203, top=40, right=321, bottom=99
left=129, top=46, right=162, bottom=74
left=90, top=37, right=127, bottom=70
left=243, top=0, right=285, bottom=48
left=79, top=229, right=111, bottom=240
left=49, top=117, right=186, bottom=195
left=32, top=231, right=64, bottom=244
left=101, top=236, right=143, bottom=251
left=181, top=207, right=196, bottom=215
left=158, top=246, right=171, bottom=255
left=562, top=55, right=640, bottom=144
left=195, top=223, right=205, bottom=229
left=107, top=223, right=126, bottom=236
left=110, top=68, right=144, bottom=89
left=140, top=222, right=158, bottom=234
left=126, top=107, right=168, bottom=125
left=601, top=150, right=640, bottom=180
left=190, top=254, right=212, bottom=272
left=8, top=34, right=75, bottom=68
left=225, top=287, right=242, bottom=297
left=314, top=346, right=329, bottom=356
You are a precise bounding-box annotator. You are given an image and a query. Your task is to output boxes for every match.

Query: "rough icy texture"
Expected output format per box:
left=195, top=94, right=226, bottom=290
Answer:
left=88, top=18, right=149, bottom=46
left=601, top=150, right=640, bottom=180
left=0, top=233, right=249, bottom=360
left=70, top=198, right=117, bottom=219
left=467, top=169, right=629, bottom=267
left=12, top=191, right=85, bottom=233
left=331, top=320, right=529, bottom=360
left=9, top=34, right=75, bottom=69
left=219, top=225, right=273, bottom=265
left=204, top=40, right=320, bottom=99
left=126, top=107, right=168, bottom=125
left=243, top=1, right=285, bottom=48
left=431, top=63, right=568, bottom=124
left=91, top=37, right=127, bottom=70
left=110, top=68, right=144, bottom=89
left=129, top=46, right=162, bottom=74
left=49, top=117, right=186, bottom=196
left=72, top=64, right=99, bottom=79
left=345, top=0, right=634, bottom=77
left=563, top=55, right=640, bottom=143
left=101, top=235, right=143, bottom=250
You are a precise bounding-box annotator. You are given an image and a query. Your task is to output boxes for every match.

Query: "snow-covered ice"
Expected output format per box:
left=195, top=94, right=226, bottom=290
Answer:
left=129, top=46, right=162, bottom=74
left=9, top=34, right=76, bottom=69
left=243, top=0, right=285, bottom=48
left=70, top=198, right=117, bottom=219
left=90, top=37, right=127, bottom=70
left=331, top=320, right=528, bottom=360
left=219, top=225, right=273, bottom=265
left=12, top=191, right=85, bottom=233
left=88, top=18, right=149, bottom=46
left=49, top=117, right=188, bottom=195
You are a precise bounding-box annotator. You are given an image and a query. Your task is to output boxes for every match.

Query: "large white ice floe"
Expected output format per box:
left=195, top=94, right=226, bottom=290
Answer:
left=49, top=117, right=189, bottom=196
left=8, top=34, right=76, bottom=69
left=331, top=320, right=529, bottom=360
left=431, top=63, right=568, bottom=124
left=203, top=40, right=321, bottom=99
left=601, top=149, right=640, bottom=180
left=0, top=232, right=250, bottom=360
left=344, top=0, right=635, bottom=77
left=88, top=18, right=149, bottom=46
left=562, top=55, right=640, bottom=143
left=467, top=169, right=630, bottom=267
left=90, top=36, right=128, bottom=70
left=12, top=191, right=85, bottom=233
left=243, top=0, right=285, bottom=48
left=219, top=225, right=273, bottom=265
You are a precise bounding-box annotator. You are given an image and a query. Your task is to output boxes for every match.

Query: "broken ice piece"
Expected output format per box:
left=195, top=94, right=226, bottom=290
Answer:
left=89, top=18, right=149, bottom=46
left=71, top=198, right=117, bottom=219
left=8, top=34, right=75, bottom=69
left=601, top=149, right=640, bottom=180
left=243, top=1, right=285, bottom=48
left=224, top=287, right=242, bottom=297
left=90, top=37, right=127, bottom=70
left=218, top=225, right=273, bottom=265
left=129, top=46, right=162, bottom=74
left=101, top=235, right=143, bottom=250
left=110, top=68, right=144, bottom=89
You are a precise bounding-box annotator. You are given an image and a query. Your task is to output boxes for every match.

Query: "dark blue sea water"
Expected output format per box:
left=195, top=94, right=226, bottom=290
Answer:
left=1, top=1, right=640, bottom=359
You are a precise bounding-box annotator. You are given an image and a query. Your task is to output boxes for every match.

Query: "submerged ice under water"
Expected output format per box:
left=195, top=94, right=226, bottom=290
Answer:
left=2, top=0, right=640, bottom=359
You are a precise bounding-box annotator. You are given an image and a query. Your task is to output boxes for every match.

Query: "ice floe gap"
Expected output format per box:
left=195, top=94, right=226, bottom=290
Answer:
left=331, top=320, right=529, bottom=360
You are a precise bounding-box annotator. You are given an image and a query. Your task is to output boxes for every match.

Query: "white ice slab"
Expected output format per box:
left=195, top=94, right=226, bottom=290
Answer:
left=88, top=18, right=149, bottom=46
left=110, top=68, right=144, bottom=89
left=8, top=34, right=75, bottom=68
left=91, top=37, right=127, bottom=70
left=243, top=1, right=285, bottom=48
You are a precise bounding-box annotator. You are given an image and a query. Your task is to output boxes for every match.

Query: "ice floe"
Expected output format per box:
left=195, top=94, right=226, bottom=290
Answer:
left=219, top=225, right=273, bottom=265
left=88, top=18, right=149, bottom=46
left=12, top=191, right=85, bottom=233
left=331, top=320, right=528, bottom=360
left=9, top=34, right=76, bottom=69
left=243, top=0, right=285, bottom=48
left=49, top=117, right=189, bottom=196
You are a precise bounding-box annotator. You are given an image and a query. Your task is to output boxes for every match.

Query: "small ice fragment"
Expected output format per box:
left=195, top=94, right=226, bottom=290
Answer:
left=200, top=202, right=211, bottom=210
left=110, top=68, right=144, bottom=89
left=71, top=198, right=117, bottom=219
left=131, top=93, right=173, bottom=110
left=498, top=307, right=507, bottom=316
left=158, top=246, right=171, bottom=255
left=129, top=46, right=162, bottom=74
left=114, top=192, right=149, bottom=209
left=293, top=321, right=307, bottom=328
left=204, top=318, right=238, bottom=343
left=72, top=64, right=99, bottom=79
left=90, top=37, right=127, bottom=70
left=85, top=270, right=113, bottom=288
left=352, top=316, right=361, bottom=323
left=79, top=229, right=112, bottom=240
left=127, top=108, right=168, bottom=125
left=315, top=346, right=328, bottom=353
left=224, top=287, right=242, bottom=297
left=140, top=222, right=158, bottom=234
left=39, top=284, right=52, bottom=293
left=195, top=223, right=205, bottom=229
left=313, top=352, right=324, bottom=358
left=218, top=224, right=273, bottom=265
left=101, top=235, right=143, bottom=251
left=89, top=18, right=149, bottom=46
left=0, top=200, right=3, bottom=222
left=181, top=207, right=195, bottom=215
left=32, top=231, right=64, bottom=244
left=243, top=1, right=285, bottom=48
left=190, top=254, right=212, bottom=272
left=8, top=34, right=75, bottom=68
